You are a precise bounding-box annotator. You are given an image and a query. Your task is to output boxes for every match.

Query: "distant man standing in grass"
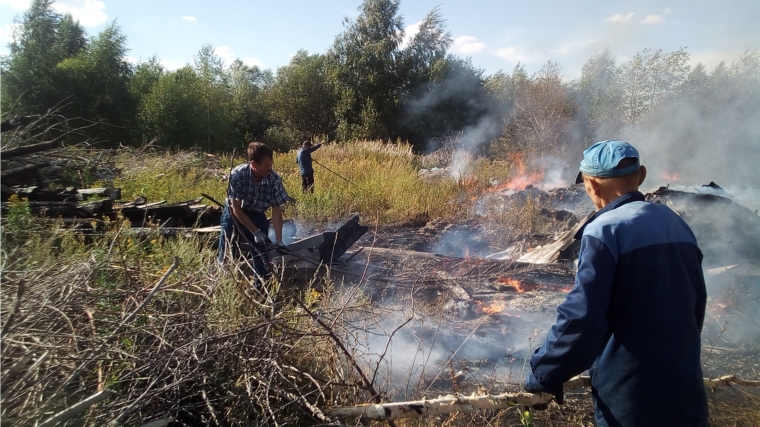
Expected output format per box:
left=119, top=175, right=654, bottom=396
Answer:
left=524, top=140, right=708, bottom=427
left=296, top=140, right=323, bottom=193
left=218, top=142, right=289, bottom=280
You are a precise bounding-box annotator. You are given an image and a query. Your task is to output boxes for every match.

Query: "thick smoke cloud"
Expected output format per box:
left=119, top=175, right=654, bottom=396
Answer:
left=622, top=91, right=760, bottom=190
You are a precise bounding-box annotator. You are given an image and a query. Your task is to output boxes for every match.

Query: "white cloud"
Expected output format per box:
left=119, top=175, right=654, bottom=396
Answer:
left=242, top=57, right=262, bottom=68
left=453, top=35, right=485, bottom=54
left=124, top=56, right=140, bottom=64
left=52, top=0, right=108, bottom=27
left=0, top=0, right=30, bottom=10
left=494, top=46, right=538, bottom=63
left=181, top=16, right=196, bottom=22
left=640, top=14, right=665, bottom=24
left=160, top=60, right=183, bottom=71
left=213, top=46, right=235, bottom=65
left=664, top=8, right=672, bottom=14
left=604, top=12, right=635, bottom=24
left=213, top=46, right=262, bottom=68
left=551, top=37, right=599, bottom=56
left=400, top=21, right=421, bottom=49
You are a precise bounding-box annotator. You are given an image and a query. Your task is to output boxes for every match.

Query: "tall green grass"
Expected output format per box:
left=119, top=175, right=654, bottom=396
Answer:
left=102, top=141, right=502, bottom=225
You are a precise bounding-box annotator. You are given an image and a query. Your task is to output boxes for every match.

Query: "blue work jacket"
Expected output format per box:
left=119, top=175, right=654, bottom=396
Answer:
left=296, top=143, right=322, bottom=175
left=525, top=191, right=708, bottom=427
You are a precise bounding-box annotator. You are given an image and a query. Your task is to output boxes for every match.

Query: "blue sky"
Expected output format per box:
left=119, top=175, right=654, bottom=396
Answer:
left=1, top=0, right=758, bottom=78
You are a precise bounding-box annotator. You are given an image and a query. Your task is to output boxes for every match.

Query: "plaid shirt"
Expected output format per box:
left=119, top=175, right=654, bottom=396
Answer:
left=227, top=163, right=289, bottom=212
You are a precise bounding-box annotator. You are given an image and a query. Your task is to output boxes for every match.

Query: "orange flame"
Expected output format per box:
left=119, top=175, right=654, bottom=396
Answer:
left=497, top=277, right=533, bottom=293
left=474, top=299, right=507, bottom=315
left=486, top=154, right=545, bottom=193
left=497, top=277, right=573, bottom=293
left=661, top=172, right=680, bottom=182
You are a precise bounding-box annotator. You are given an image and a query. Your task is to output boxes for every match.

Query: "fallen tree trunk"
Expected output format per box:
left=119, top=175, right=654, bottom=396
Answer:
left=329, top=374, right=760, bottom=421
left=1, top=140, right=62, bottom=159
left=0, top=161, right=52, bottom=179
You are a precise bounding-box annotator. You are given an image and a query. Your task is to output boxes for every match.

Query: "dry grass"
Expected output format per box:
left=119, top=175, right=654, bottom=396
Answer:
left=0, top=214, right=382, bottom=426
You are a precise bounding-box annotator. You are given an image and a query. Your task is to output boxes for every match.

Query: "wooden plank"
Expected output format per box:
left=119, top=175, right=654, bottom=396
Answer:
left=516, top=212, right=592, bottom=264
left=77, top=188, right=121, bottom=200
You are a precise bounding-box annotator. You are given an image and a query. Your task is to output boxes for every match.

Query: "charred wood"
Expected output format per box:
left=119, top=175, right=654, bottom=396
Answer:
left=0, top=139, right=62, bottom=158
left=0, top=161, right=52, bottom=180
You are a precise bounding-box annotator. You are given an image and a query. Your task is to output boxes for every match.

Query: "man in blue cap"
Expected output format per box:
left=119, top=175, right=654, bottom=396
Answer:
left=524, top=140, right=708, bottom=427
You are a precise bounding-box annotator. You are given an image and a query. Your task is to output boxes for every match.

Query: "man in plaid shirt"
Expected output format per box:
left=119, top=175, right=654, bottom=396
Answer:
left=218, top=142, right=290, bottom=280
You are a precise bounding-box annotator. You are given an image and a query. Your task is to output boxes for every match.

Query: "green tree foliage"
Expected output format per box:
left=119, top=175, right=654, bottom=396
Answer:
left=229, top=59, right=272, bottom=144
left=55, top=23, right=136, bottom=144
left=266, top=51, right=337, bottom=147
left=399, top=6, right=451, bottom=91
left=618, top=48, right=690, bottom=124
left=135, top=46, right=269, bottom=151
left=495, top=61, right=576, bottom=161
left=484, top=64, right=527, bottom=113
left=2, top=1, right=136, bottom=144
left=572, top=49, right=623, bottom=143
left=52, top=13, right=87, bottom=61
left=193, top=45, right=237, bottom=151
left=2, top=0, right=83, bottom=114
left=330, top=0, right=404, bottom=141
left=3, top=0, right=757, bottom=166
left=137, top=65, right=205, bottom=148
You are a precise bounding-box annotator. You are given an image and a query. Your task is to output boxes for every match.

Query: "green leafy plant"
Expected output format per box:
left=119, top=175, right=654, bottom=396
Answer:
left=518, top=407, right=535, bottom=427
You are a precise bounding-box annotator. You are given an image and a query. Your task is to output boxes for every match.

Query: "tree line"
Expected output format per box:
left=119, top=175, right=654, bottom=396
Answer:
left=2, top=0, right=758, bottom=166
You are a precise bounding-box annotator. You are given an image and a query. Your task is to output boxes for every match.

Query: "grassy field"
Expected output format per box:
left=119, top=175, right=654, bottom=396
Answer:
left=104, top=140, right=516, bottom=225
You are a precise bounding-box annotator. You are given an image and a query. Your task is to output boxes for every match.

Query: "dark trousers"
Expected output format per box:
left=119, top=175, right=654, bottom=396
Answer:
left=301, top=172, right=314, bottom=193
left=217, top=205, right=271, bottom=279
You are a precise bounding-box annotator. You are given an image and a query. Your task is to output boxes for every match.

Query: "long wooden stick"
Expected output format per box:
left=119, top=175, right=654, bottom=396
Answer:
left=329, top=374, right=760, bottom=421
left=329, top=391, right=553, bottom=420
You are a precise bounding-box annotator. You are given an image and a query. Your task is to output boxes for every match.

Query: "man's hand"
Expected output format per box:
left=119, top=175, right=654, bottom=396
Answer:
left=252, top=230, right=267, bottom=245
left=554, top=389, right=564, bottom=405
left=524, top=371, right=562, bottom=409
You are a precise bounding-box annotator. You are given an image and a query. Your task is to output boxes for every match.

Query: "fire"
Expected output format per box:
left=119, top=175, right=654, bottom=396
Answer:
left=475, top=299, right=507, bottom=315
left=486, top=154, right=545, bottom=193
left=497, top=277, right=533, bottom=293
left=473, top=299, right=520, bottom=316
left=497, top=277, right=573, bottom=293
left=661, top=172, right=680, bottom=182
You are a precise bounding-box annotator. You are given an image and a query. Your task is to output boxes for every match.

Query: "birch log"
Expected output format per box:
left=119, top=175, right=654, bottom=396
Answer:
left=329, top=392, right=554, bottom=420
left=329, top=374, right=760, bottom=421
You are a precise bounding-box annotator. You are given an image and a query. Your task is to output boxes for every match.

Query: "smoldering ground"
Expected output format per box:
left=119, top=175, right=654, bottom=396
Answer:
left=326, top=183, right=760, bottom=398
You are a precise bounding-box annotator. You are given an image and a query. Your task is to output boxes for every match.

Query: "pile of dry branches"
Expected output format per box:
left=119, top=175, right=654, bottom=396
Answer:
left=0, top=223, right=385, bottom=426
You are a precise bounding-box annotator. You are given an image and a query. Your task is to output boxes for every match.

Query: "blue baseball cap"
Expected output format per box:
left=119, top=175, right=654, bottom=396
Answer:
left=574, top=140, right=640, bottom=184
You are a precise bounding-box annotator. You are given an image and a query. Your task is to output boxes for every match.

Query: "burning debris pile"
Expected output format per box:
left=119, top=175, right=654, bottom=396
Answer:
left=303, top=178, right=760, bottom=406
